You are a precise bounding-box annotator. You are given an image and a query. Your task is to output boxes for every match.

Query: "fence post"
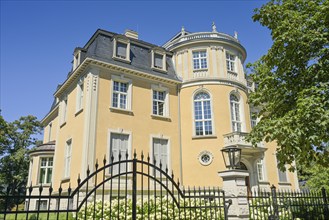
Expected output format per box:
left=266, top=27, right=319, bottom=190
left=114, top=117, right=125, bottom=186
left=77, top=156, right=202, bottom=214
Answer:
left=269, top=185, right=279, bottom=220
left=322, top=187, right=329, bottom=219
left=132, top=157, right=137, bottom=220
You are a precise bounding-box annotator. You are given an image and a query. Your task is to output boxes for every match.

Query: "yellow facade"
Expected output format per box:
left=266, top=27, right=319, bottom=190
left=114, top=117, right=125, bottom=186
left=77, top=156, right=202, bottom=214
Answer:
left=28, top=26, right=299, bottom=197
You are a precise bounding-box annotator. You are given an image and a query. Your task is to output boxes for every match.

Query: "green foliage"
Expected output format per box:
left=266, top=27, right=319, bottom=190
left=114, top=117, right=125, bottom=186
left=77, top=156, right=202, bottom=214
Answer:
left=0, top=115, right=42, bottom=209
left=78, top=197, right=225, bottom=220
left=0, top=213, right=74, bottom=220
left=246, top=0, right=329, bottom=170
left=298, top=161, right=329, bottom=191
left=250, top=195, right=327, bottom=219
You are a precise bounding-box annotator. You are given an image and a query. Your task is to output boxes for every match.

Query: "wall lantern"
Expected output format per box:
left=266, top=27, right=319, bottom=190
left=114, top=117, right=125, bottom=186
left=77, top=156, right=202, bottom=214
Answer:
left=221, top=146, right=241, bottom=170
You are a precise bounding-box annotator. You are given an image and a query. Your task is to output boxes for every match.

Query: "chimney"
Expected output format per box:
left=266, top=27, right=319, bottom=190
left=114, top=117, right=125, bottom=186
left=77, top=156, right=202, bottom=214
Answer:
left=125, top=29, right=138, bottom=39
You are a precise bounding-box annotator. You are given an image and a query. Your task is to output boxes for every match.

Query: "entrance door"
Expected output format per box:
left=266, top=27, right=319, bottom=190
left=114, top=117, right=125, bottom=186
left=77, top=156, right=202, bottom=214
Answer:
left=240, top=162, right=251, bottom=197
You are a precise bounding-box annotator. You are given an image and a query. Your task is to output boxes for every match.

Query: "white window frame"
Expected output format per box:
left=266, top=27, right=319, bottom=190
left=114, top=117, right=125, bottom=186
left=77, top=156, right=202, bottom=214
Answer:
left=48, top=123, right=52, bottom=142
left=151, top=50, right=167, bottom=72
left=276, top=156, right=289, bottom=183
left=193, top=91, right=214, bottom=136
left=230, top=93, right=242, bottom=132
left=151, top=84, right=169, bottom=117
left=198, top=151, right=213, bottom=166
left=226, top=52, right=236, bottom=72
left=256, top=158, right=265, bottom=182
left=110, top=75, right=132, bottom=111
left=60, top=96, right=68, bottom=125
left=192, top=50, right=208, bottom=70
left=38, top=157, right=53, bottom=184
left=108, top=130, right=132, bottom=175
left=76, top=78, right=84, bottom=113
left=64, top=139, right=72, bottom=179
left=73, top=52, right=80, bottom=70
left=151, top=136, right=170, bottom=177
left=113, top=38, right=130, bottom=63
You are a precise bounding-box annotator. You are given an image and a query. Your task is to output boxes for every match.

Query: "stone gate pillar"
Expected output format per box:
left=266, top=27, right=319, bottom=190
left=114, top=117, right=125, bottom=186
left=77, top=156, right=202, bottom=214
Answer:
left=219, top=170, right=249, bottom=220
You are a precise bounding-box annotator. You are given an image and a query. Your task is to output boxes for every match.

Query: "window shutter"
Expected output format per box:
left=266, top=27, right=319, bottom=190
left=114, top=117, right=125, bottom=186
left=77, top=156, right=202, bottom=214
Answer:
left=117, top=42, right=127, bottom=58
left=154, top=54, right=163, bottom=68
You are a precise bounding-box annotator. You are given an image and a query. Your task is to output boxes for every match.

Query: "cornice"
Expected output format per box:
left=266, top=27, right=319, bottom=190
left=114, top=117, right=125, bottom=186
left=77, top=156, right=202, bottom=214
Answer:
left=41, top=104, right=59, bottom=126
left=181, top=77, right=248, bottom=92
left=54, top=58, right=181, bottom=98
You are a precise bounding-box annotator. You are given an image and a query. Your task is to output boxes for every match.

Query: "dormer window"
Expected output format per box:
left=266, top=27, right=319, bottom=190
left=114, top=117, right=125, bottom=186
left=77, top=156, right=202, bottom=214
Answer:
left=113, top=37, right=130, bottom=63
left=116, top=42, right=128, bottom=59
left=73, top=53, right=80, bottom=70
left=151, top=49, right=167, bottom=73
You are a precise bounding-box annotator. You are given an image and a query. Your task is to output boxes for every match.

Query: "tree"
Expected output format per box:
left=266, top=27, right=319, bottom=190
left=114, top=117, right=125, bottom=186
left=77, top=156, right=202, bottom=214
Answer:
left=246, top=0, right=329, bottom=170
left=0, top=115, right=42, bottom=209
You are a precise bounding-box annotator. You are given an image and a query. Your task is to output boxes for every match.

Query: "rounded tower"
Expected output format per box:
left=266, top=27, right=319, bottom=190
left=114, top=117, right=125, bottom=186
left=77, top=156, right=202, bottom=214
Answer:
left=164, top=24, right=263, bottom=189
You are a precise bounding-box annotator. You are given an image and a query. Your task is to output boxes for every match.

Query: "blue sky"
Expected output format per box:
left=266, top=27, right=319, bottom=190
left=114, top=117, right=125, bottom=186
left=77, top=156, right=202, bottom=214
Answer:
left=0, top=0, right=271, bottom=125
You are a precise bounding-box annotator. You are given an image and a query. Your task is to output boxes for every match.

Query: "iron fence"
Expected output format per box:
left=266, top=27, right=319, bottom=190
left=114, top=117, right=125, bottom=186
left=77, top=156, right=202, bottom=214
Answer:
left=0, top=151, right=227, bottom=220
left=248, top=185, right=329, bottom=220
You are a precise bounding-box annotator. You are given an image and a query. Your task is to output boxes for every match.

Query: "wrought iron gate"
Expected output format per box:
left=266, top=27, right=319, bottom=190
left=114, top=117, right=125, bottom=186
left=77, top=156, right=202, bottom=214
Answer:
left=0, top=152, right=228, bottom=219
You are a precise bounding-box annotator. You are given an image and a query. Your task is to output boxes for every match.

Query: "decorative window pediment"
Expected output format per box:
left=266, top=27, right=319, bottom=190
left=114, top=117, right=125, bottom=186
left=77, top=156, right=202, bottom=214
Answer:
left=113, top=35, right=131, bottom=63
left=151, top=48, right=167, bottom=73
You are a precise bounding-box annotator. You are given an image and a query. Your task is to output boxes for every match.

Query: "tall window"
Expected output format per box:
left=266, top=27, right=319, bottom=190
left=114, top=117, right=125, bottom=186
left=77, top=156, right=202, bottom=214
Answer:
left=250, top=112, right=257, bottom=128
left=64, top=139, right=72, bottom=178
left=230, top=94, right=241, bottom=132
left=153, top=90, right=166, bottom=116
left=277, top=162, right=288, bottom=182
left=193, top=51, right=207, bottom=70
left=110, top=133, right=129, bottom=174
left=48, top=123, right=52, bottom=142
left=112, top=81, right=128, bottom=109
left=257, top=159, right=265, bottom=181
left=39, top=157, right=53, bottom=184
left=153, top=138, right=168, bottom=176
left=194, top=92, right=213, bottom=136
left=226, top=52, right=236, bottom=72
left=76, top=79, right=84, bottom=112
left=61, top=97, right=68, bottom=124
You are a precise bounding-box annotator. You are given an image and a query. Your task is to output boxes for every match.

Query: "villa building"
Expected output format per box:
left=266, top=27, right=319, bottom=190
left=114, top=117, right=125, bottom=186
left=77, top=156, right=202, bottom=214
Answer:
left=27, top=24, right=299, bottom=210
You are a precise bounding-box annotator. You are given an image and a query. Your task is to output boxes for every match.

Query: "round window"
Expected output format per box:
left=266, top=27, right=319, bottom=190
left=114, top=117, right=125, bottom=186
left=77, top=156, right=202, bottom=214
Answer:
left=198, top=151, right=213, bottom=166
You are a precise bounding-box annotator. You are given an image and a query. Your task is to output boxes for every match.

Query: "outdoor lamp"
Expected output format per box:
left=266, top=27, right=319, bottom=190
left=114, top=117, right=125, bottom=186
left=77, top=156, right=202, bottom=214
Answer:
left=221, top=146, right=241, bottom=170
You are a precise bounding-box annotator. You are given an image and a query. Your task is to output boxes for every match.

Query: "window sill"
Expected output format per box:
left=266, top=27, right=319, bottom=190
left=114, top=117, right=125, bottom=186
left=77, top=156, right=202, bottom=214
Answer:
left=278, top=182, right=291, bottom=186
left=258, top=181, right=270, bottom=185
left=60, top=122, right=66, bottom=128
left=110, top=107, right=134, bottom=116
left=75, top=108, right=83, bottom=116
left=36, top=183, right=52, bottom=187
left=61, top=178, right=70, bottom=183
left=151, top=115, right=171, bottom=122
left=192, top=135, right=217, bottom=140
left=151, top=67, right=167, bottom=74
left=113, top=56, right=131, bottom=64
left=193, top=68, right=208, bottom=72
left=227, top=70, right=238, bottom=75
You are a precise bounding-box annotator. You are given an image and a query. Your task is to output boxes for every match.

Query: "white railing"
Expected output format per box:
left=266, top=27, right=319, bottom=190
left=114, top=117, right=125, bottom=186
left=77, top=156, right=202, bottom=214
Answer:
left=223, top=132, right=264, bottom=148
left=227, top=71, right=238, bottom=80
left=193, top=70, right=208, bottom=78
left=164, top=32, right=239, bottom=49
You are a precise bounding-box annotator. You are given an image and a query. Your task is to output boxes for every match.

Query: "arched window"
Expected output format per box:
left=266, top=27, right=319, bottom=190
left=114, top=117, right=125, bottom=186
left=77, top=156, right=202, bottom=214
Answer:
left=194, top=92, right=212, bottom=136
left=230, top=94, right=241, bottom=132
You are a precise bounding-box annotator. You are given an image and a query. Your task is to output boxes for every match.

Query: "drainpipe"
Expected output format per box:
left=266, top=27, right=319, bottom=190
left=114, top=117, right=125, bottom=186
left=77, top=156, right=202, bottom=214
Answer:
left=177, top=84, right=183, bottom=185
